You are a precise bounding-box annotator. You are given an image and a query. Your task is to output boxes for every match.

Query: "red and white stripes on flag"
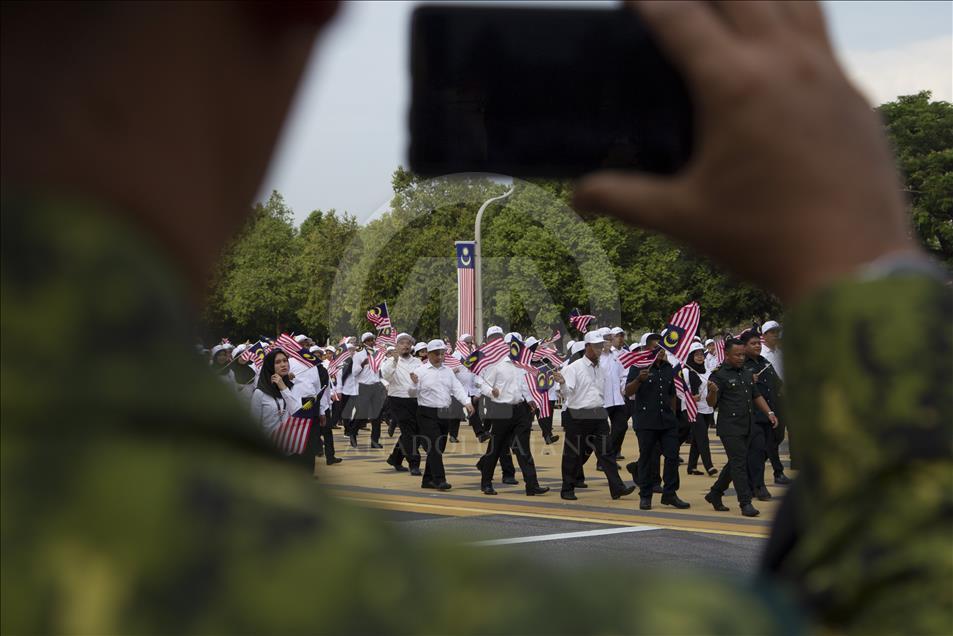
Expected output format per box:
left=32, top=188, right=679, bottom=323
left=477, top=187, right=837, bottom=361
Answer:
left=271, top=412, right=313, bottom=455
left=674, top=369, right=697, bottom=423
left=532, top=345, right=564, bottom=367
left=443, top=352, right=462, bottom=369
left=568, top=309, right=594, bottom=334
left=327, top=348, right=353, bottom=377
left=366, top=303, right=391, bottom=329
left=463, top=338, right=509, bottom=375
left=454, top=339, right=474, bottom=358
left=367, top=348, right=388, bottom=374
left=376, top=328, right=396, bottom=348
left=455, top=241, right=475, bottom=341
left=659, top=302, right=701, bottom=365
left=276, top=333, right=315, bottom=368
left=714, top=338, right=725, bottom=364
left=618, top=347, right=661, bottom=369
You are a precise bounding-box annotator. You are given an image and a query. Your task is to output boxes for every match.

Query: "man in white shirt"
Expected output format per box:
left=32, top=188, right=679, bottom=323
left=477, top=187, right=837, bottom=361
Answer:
left=554, top=332, right=636, bottom=501
left=409, top=340, right=474, bottom=490
left=760, top=320, right=794, bottom=473
left=382, top=333, right=423, bottom=475
left=474, top=326, right=518, bottom=484
left=704, top=339, right=721, bottom=374
left=339, top=344, right=361, bottom=447
left=477, top=344, right=549, bottom=496
left=351, top=332, right=386, bottom=449
left=602, top=339, right=629, bottom=463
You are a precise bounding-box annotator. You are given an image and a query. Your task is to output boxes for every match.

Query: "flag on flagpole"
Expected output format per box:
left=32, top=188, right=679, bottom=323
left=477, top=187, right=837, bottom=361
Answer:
left=714, top=338, right=726, bottom=365
left=618, top=347, right=661, bottom=369
left=532, top=344, right=564, bottom=367
left=327, top=347, right=353, bottom=377
left=366, top=302, right=391, bottom=329
left=674, top=367, right=697, bottom=422
left=443, top=352, right=463, bottom=369
left=568, top=308, right=595, bottom=334
left=454, top=339, right=474, bottom=358
left=525, top=366, right=555, bottom=419
left=543, top=329, right=561, bottom=344
left=508, top=336, right=536, bottom=370
left=367, top=348, right=389, bottom=373
left=455, top=241, right=475, bottom=341
left=463, top=338, right=509, bottom=375
left=659, top=302, right=701, bottom=365
left=271, top=396, right=318, bottom=455
left=375, top=326, right=396, bottom=348
left=276, top=333, right=317, bottom=368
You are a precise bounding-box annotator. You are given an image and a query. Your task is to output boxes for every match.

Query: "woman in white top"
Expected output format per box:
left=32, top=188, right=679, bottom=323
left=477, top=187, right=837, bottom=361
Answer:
left=684, top=344, right=718, bottom=476
left=249, top=349, right=297, bottom=436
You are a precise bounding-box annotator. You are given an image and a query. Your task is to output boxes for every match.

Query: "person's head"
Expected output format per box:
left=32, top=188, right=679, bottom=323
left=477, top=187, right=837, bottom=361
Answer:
left=361, top=332, right=376, bottom=349
left=211, top=345, right=232, bottom=367
left=413, top=342, right=428, bottom=360
left=646, top=334, right=661, bottom=351
left=761, top=320, right=781, bottom=350
left=583, top=332, right=604, bottom=362
left=692, top=348, right=705, bottom=366
left=724, top=340, right=746, bottom=368
left=257, top=348, right=293, bottom=398
left=461, top=334, right=473, bottom=345
left=742, top=331, right=762, bottom=358
left=486, top=325, right=504, bottom=342
left=705, top=339, right=716, bottom=355
left=611, top=328, right=625, bottom=348
left=396, top=332, right=413, bottom=356
left=2, top=3, right=338, bottom=293
left=426, top=339, right=445, bottom=366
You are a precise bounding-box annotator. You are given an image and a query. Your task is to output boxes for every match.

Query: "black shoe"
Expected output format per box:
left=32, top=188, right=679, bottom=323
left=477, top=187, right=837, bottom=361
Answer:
left=560, top=490, right=577, bottom=501
left=652, top=484, right=663, bottom=494
left=774, top=472, right=792, bottom=485
left=317, top=449, right=325, bottom=458
left=449, top=436, right=459, bottom=443
left=755, top=486, right=772, bottom=501
left=548, top=434, right=560, bottom=444
left=574, top=481, right=589, bottom=489
left=705, top=491, right=729, bottom=512
left=707, top=467, right=719, bottom=477
left=348, top=434, right=358, bottom=448
left=639, top=497, right=652, bottom=510
left=625, top=461, right=638, bottom=478
left=687, top=468, right=704, bottom=475
left=327, top=457, right=343, bottom=466
left=481, top=485, right=498, bottom=495
left=611, top=485, right=636, bottom=500
left=502, top=476, right=519, bottom=485
left=660, top=494, right=690, bottom=509
left=410, top=467, right=422, bottom=476
left=477, top=432, right=491, bottom=443
left=385, top=456, right=407, bottom=472
left=421, top=481, right=436, bottom=489
left=616, top=454, right=625, bottom=460
left=741, top=503, right=760, bottom=517
left=677, top=456, right=685, bottom=464
left=370, top=441, right=383, bottom=449
left=526, top=486, right=550, bottom=496
left=596, top=464, right=604, bottom=472
left=436, top=481, right=452, bottom=491
left=387, top=424, right=396, bottom=437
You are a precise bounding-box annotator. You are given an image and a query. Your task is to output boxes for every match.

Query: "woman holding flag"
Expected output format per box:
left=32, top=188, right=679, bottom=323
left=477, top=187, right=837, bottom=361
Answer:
left=684, top=343, right=717, bottom=477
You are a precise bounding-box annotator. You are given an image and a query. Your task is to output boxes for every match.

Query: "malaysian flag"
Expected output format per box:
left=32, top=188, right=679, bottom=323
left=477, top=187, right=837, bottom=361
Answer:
left=454, top=339, right=474, bottom=358
left=714, top=338, right=726, bottom=364
left=327, top=347, right=353, bottom=377
left=674, top=368, right=697, bottom=422
left=366, top=302, right=391, bottom=329
left=276, top=333, right=316, bottom=368
left=525, top=366, right=555, bottom=419
left=463, top=338, right=509, bottom=374
left=618, top=347, right=661, bottom=369
left=220, top=337, right=231, bottom=346
left=532, top=344, right=564, bottom=367
left=238, top=341, right=260, bottom=363
left=271, top=396, right=318, bottom=455
left=367, top=348, right=388, bottom=373
left=659, top=302, right=701, bottom=365
left=455, top=241, right=475, bottom=340
left=376, top=327, right=396, bottom=348
left=443, top=352, right=463, bottom=369
left=508, top=337, right=536, bottom=370
left=543, top=329, right=561, bottom=345
left=568, top=308, right=594, bottom=334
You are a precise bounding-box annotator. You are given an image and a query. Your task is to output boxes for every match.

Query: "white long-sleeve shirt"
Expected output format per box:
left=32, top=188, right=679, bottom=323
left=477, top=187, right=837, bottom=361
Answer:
left=414, top=363, right=470, bottom=409
left=249, top=386, right=297, bottom=435
left=761, top=345, right=784, bottom=381
left=351, top=348, right=382, bottom=385
left=453, top=354, right=484, bottom=397
left=291, top=364, right=332, bottom=414
left=558, top=356, right=606, bottom=410
left=600, top=351, right=626, bottom=408
left=382, top=354, right=421, bottom=398
left=480, top=358, right=533, bottom=405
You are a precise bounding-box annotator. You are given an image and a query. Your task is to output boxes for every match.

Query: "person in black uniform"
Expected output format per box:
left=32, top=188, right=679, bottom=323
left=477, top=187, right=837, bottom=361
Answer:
left=741, top=330, right=785, bottom=501
left=624, top=347, right=690, bottom=510
left=705, top=339, right=779, bottom=517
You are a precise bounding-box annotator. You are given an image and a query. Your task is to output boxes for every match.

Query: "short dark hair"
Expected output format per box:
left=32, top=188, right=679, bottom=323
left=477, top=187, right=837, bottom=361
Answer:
left=724, top=340, right=745, bottom=353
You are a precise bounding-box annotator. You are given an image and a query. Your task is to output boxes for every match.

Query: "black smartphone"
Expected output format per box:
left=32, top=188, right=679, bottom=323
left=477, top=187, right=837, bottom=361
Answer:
left=408, top=5, right=693, bottom=178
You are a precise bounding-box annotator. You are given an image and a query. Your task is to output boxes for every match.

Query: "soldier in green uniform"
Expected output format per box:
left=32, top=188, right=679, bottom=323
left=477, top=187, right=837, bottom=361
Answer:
left=2, top=2, right=950, bottom=635
left=705, top=339, right=780, bottom=517
left=741, top=330, right=786, bottom=500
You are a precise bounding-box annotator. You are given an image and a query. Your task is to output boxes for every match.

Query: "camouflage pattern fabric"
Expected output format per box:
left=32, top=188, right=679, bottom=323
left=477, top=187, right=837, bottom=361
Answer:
left=2, top=197, right=948, bottom=634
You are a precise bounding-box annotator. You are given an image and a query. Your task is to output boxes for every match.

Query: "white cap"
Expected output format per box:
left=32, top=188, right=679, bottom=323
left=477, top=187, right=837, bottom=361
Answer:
left=413, top=342, right=428, bottom=354
left=762, top=320, right=781, bottom=334
left=565, top=339, right=576, bottom=352
left=294, top=334, right=308, bottom=343
left=504, top=331, right=523, bottom=343
left=524, top=336, right=539, bottom=348
left=222, top=342, right=235, bottom=350
left=639, top=332, right=661, bottom=347
left=309, top=345, right=321, bottom=353
left=584, top=331, right=605, bottom=345
left=386, top=345, right=396, bottom=351
left=344, top=343, right=356, bottom=351
left=426, top=339, right=446, bottom=352
left=459, top=333, right=472, bottom=342
left=396, top=332, right=413, bottom=343
left=486, top=325, right=504, bottom=338
left=361, top=332, right=375, bottom=342
left=704, top=339, right=715, bottom=346
left=629, top=342, right=641, bottom=352
left=689, top=342, right=705, bottom=354
left=596, top=327, right=611, bottom=337
left=610, top=327, right=624, bottom=336
left=210, top=344, right=229, bottom=357
left=570, top=341, right=587, bottom=355
left=232, top=343, right=247, bottom=357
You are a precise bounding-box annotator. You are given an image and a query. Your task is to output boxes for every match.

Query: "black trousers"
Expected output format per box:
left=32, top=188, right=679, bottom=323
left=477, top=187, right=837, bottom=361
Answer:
left=467, top=396, right=484, bottom=435
left=536, top=400, right=557, bottom=441
left=560, top=411, right=626, bottom=495
left=387, top=396, right=420, bottom=469
left=417, top=406, right=451, bottom=485
left=769, top=419, right=786, bottom=475
left=635, top=427, right=680, bottom=497
left=480, top=403, right=540, bottom=491
left=607, top=404, right=629, bottom=457
left=688, top=412, right=715, bottom=471
left=448, top=419, right=461, bottom=439
left=748, top=420, right=771, bottom=491
left=351, top=383, right=386, bottom=443
left=476, top=412, right=515, bottom=479
left=313, top=412, right=337, bottom=464
left=712, top=433, right=753, bottom=504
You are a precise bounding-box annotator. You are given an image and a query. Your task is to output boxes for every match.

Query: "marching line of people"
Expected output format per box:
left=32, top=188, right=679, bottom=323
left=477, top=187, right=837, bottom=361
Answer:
left=202, top=320, right=789, bottom=517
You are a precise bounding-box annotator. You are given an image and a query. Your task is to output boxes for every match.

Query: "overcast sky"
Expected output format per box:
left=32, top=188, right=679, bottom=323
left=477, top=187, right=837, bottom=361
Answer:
left=258, top=0, right=953, bottom=225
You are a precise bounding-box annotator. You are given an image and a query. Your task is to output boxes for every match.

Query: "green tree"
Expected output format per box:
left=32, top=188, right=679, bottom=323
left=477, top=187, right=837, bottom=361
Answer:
left=878, top=92, right=953, bottom=267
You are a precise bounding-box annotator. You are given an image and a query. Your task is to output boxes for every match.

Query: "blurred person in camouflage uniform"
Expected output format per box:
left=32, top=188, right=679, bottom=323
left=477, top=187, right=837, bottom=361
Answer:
left=2, top=3, right=949, bottom=636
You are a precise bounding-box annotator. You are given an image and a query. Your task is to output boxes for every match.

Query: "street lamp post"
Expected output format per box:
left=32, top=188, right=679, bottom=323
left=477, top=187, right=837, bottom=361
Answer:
left=474, top=186, right=515, bottom=341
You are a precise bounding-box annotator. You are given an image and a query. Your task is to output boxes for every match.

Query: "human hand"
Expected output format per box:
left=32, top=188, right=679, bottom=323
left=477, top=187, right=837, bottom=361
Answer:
left=574, top=1, right=918, bottom=302
left=464, top=403, right=475, bottom=416
left=272, top=373, right=286, bottom=390
left=410, top=372, right=418, bottom=383
left=492, top=387, right=500, bottom=398
left=319, top=414, right=327, bottom=427
left=768, top=412, right=779, bottom=428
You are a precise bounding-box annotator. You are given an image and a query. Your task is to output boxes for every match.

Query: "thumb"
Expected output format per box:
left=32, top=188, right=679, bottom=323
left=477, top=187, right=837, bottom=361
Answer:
left=573, top=171, right=690, bottom=234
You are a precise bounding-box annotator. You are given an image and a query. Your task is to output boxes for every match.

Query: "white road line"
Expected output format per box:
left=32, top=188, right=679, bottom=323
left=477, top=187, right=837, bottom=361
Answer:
left=470, top=525, right=660, bottom=547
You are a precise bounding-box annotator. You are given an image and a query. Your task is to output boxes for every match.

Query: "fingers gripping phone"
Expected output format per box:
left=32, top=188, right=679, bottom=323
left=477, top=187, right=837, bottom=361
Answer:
left=409, top=5, right=693, bottom=178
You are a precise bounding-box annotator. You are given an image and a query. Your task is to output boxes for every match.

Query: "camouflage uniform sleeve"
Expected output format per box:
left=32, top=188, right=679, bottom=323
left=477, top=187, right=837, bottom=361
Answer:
left=780, top=272, right=953, bottom=634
